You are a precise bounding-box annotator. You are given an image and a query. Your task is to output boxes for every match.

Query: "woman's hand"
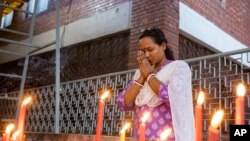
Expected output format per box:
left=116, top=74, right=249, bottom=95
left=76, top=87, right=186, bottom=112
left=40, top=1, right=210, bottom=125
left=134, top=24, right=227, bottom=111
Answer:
left=136, top=51, right=154, bottom=80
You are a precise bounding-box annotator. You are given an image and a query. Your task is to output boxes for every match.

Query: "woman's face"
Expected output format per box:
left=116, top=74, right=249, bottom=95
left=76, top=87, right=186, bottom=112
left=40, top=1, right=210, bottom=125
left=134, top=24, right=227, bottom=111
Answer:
left=139, top=36, right=166, bottom=65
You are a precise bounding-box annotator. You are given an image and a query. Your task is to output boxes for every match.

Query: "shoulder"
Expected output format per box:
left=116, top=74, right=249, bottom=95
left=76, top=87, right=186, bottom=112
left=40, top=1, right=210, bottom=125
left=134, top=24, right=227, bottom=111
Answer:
left=172, top=60, right=189, bottom=66
left=172, top=60, right=191, bottom=73
left=164, top=60, right=189, bottom=69
left=159, top=60, right=190, bottom=75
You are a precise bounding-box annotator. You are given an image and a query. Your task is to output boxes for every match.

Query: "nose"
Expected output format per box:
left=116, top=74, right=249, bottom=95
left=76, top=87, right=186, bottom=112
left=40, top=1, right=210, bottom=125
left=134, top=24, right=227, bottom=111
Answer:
left=145, top=51, right=150, bottom=58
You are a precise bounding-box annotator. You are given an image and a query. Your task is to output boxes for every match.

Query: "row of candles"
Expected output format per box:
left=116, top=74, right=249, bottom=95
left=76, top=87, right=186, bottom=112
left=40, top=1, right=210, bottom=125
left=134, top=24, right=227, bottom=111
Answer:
left=196, top=83, right=246, bottom=141
left=2, top=83, right=246, bottom=141
left=118, top=112, right=172, bottom=141
left=2, top=90, right=171, bottom=141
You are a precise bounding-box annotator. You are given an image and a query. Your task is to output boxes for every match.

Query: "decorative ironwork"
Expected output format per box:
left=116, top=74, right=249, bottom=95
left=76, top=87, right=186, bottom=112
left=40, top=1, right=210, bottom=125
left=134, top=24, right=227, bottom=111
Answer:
left=0, top=70, right=135, bottom=135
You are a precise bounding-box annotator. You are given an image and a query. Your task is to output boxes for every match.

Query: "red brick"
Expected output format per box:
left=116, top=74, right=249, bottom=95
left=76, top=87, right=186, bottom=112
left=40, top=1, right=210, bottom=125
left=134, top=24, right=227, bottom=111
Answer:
left=181, top=0, right=250, bottom=48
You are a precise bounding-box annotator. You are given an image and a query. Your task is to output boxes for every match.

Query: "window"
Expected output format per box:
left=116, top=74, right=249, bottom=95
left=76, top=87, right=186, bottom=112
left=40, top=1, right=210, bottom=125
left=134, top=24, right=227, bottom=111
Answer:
left=0, top=11, right=13, bottom=28
left=26, top=0, right=49, bottom=18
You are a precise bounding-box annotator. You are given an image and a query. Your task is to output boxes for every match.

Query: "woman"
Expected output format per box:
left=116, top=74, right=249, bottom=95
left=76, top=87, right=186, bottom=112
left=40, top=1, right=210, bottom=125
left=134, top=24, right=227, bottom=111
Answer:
left=116, top=27, right=195, bottom=141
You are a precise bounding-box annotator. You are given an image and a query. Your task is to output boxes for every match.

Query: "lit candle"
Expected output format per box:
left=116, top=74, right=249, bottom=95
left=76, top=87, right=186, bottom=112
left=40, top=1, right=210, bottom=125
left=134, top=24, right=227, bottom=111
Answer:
left=95, top=91, right=109, bottom=141
left=208, top=110, right=224, bottom=141
left=235, top=83, right=245, bottom=125
left=10, top=130, right=20, bottom=141
left=156, top=128, right=172, bottom=141
left=119, top=123, right=131, bottom=141
left=5, top=124, right=15, bottom=141
left=195, top=91, right=205, bottom=141
left=16, top=97, right=32, bottom=141
left=139, top=112, right=150, bottom=141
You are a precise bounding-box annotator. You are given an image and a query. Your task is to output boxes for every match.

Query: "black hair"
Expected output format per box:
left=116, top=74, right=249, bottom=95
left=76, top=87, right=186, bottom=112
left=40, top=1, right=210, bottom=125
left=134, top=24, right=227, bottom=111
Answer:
left=139, top=27, right=175, bottom=60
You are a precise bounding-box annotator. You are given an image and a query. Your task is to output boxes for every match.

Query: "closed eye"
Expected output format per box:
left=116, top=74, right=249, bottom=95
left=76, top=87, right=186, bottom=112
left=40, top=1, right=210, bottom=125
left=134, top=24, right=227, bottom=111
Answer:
left=139, top=49, right=146, bottom=53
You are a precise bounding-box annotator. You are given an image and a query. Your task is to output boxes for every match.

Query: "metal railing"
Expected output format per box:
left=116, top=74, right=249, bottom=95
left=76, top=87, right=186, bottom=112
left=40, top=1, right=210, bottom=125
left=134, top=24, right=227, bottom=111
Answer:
left=1, top=48, right=250, bottom=137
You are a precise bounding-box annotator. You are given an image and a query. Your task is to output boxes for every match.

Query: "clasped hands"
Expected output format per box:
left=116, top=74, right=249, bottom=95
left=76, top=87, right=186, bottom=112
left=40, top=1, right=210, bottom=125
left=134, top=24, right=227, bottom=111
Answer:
left=136, top=51, right=154, bottom=82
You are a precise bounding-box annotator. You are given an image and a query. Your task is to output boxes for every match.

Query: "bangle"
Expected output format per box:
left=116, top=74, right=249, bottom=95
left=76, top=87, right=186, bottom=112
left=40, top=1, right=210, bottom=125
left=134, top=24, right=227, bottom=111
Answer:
left=134, top=80, right=143, bottom=87
left=147, top=73, right=156, bottom=82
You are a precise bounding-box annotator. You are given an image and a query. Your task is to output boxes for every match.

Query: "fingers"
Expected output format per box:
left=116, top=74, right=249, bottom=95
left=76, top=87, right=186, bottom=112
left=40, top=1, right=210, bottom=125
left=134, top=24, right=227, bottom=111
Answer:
left=139, top=51, right=146, bottom=60
left=136, top=50, right=147, bottom=64
left=136, top=51, right=144, bottom=65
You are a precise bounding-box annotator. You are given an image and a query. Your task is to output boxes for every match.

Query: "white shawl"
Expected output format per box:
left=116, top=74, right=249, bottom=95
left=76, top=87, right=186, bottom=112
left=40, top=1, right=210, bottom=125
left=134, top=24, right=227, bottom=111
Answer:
left=134, top=60, right=195, bottom=141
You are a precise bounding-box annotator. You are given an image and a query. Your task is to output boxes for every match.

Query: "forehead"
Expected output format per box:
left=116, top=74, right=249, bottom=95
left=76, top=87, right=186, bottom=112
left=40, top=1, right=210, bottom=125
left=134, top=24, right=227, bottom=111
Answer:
left=139, top=37, right=156, bottom=49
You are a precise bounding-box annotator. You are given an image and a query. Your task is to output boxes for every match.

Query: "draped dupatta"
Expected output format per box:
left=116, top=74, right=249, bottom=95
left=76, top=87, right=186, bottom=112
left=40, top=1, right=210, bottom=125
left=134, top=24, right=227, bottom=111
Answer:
left=133, top=60, right=195, bottom=141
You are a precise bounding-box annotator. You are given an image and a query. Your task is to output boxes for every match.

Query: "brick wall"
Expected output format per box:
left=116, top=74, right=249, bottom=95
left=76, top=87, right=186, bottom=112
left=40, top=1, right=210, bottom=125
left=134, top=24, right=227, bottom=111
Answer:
left=128, top=0, right=180, bottom=69
left=181, top=0, right=250, bottom=48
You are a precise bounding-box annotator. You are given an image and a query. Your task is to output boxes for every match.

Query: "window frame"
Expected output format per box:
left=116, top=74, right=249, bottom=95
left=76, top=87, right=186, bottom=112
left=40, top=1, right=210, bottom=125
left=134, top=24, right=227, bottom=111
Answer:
left=26, top=0, right=49, bottom=18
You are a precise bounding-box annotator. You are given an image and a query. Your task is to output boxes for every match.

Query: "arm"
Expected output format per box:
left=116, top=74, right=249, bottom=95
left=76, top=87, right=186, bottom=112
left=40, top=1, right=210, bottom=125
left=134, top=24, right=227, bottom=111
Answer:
left=124, top=75, right=145, bottom=105
left=147, top=75, right=170, bottom=103
left=116, top=81, right=135, bottom=111
left=147, top=74, right=161, bottom=95
left=136, top=50, right=164, bottom=96
left=116, top=70, right=145, bottom=110
left=119, top=50, right=156, bottom=106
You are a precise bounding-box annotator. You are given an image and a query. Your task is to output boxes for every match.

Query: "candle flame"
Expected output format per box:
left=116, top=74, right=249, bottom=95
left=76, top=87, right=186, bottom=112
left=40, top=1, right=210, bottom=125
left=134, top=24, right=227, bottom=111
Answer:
left=237, top=83, right=246, bottom=97
left=160, top=128, right=172, bottom=140
left=141, top=112, right=150, bottom=123
left=100, top=91, right=109, bottom=100
left=22, top=96, right=32, bottom=105
left=11, top=130, right=20, bottom=140
left=120, top=122, right=131, bottom=133
left=5, top=123, right=15, bottom=133
left=197, top=91, right=205, bottom=105
left=211, top=110, right=224, bottom=129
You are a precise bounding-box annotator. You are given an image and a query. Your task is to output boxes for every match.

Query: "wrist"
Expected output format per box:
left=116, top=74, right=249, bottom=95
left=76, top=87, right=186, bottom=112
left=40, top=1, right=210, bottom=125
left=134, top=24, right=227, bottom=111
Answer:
left=134, top=80, right=143, bottom=87
left=147, top=73, right=156, bottom=82
left=137, top=76, right=146, bottom=84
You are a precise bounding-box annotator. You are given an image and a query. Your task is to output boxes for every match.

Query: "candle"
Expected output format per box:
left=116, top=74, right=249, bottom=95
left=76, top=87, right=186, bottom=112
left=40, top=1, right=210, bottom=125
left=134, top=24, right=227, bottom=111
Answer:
left=208, top=126, right=219, bottom=141
left=2, top=133, right=6, bottom=141
left=235, top=83, right=245, bottom=125
left=195, top=91, right=205, bottom=141
left=95, top=91, right=109, bottom=141
left=16, top=97, right=31, bottom=141
left=139, top=123, right=146, bottom=141
left=120, top=131, right=125, bottom=141
left=119, top=123, right=131, bottom=141
left=5, top=124, right=15, bottom=141
left=208, top=110, right=224, bottom=141
left=139, top=112, right=150, bottom=141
